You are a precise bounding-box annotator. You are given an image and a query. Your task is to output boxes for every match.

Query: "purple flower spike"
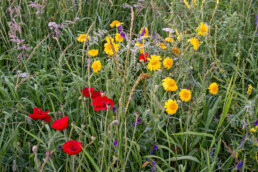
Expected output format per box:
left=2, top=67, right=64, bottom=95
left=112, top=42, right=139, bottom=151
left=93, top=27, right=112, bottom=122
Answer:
left=133, top=117, right=142, bottom=127
left=254, top=119, right=258, bottom=126
left=118, top=25, right=122, bottom=33
left=150, top=143, right=158, bottom=155
left=120, top=32, right=126, bottom=39
left=114, top=140, right=118, bottom=147
left=112, top=106, right=116, bottom=113
left=236, top=160, right=243, bottom=170
left=151, top=161, right=156, bottom=172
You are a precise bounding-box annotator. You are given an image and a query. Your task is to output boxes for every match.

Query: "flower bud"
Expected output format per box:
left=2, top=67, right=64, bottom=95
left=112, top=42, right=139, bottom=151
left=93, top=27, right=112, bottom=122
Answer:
left=91, top=135, right=96, bottom=141
left=32, top=145, right=38, bottom=153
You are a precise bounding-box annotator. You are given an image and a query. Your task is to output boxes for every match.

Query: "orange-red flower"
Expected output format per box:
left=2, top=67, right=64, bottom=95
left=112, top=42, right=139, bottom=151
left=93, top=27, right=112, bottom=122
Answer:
left=91, top=96, right=114, bottom=111
left=51, top=116, right=68, bottom=131
left=139, top=53, right=150, bottom=62
left=29, top=107, right=51, bottom=122
left=81, top=87, right=94, bottom=97
left=63, top=140, right=82, bottom=155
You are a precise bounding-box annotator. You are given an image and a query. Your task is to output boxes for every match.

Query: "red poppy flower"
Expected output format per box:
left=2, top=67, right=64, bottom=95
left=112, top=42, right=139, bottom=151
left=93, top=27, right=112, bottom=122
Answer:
left=51, top=116, right=68, bottom=130
left=29, top=107, right=51, bottom=122
left=90, top=96, right=114, bottom=111
left=139, top=53, right=149, bottom=62
left=91, top=91, right=104, bottom=99
left=63, top=140, right=82, bottom=155
left=81, top=87, right=94, bottom=97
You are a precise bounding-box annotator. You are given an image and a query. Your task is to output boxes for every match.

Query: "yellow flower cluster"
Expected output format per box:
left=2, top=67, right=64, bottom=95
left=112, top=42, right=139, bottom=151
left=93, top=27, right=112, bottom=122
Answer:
left=104, top=37, right=119, bottom=56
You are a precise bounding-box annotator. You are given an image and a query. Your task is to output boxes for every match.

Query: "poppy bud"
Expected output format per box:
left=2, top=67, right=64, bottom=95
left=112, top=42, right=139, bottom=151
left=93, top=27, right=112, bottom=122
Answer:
left=71, top=121, right=76, bottom=127
left=177, top=100, right=182, bottom=104
left=32, top=145, right=38, bottom=153
left=91, top=135, right=96, bottom=141
left=81, top=123, right=86, bottom=129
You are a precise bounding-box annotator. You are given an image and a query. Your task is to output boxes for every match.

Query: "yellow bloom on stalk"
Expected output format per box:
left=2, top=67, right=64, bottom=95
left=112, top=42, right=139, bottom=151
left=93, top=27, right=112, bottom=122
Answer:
left=250, top=128, right=256, bottom=133
left=172, top=47, right=180, bottom=56
left=136, top=42, right=144, bottom=54
left=139, top=27, right=149, bottom=37
left=104, top=37, right=119, bottom=56
left=175, top=30, right=182, bottom=41
left=247, top=84, right=252, bottom=95
left=88, top=49, right=98, bottom=57
left=164, top=99, right=178, bottom=114
left=196, top=22, right=209, bottom=36
left=179, top=89, right=191, bottom=102
left=208, top=82, right=219, bottom=95
left=147, top=55, right=162, bottom=71
left=115, top=33, right=123, bottom=43
left=91, top=60, right=101, bottom=73
left=162, top=77, right=178, bottom=91
left=157, top=42, right=167, bottom=50
left=189, top=37, right=199, bottom=50
left=184, top=0, right=190, bottom=9
left=165, top=37, right=173, bottom=43
left=77, top=34, right=90, bottom=42
left=163, top=57, right=173, bottom=69
left=110, top=20, right=124, bottom=28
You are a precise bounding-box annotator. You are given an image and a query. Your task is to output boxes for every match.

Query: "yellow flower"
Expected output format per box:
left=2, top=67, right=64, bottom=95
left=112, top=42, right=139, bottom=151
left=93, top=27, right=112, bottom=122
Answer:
left=250, top=128, right=256, bottom=133
left=147, top=55, right=162, bottom=71
left=115, top=33, right=123, bottom=43
left=110, top=20, right=124, bottom=28
left=104, top=37, right=119, bottom=56
left=77, top=34, right=90, bottom=42
left=184, top=0, right=190, bottom=9
left=139, top=27, right=149, bottom=37
left=88, top=49, right=98, bottom=57
left=163, top=57, right=173, bottom=69
left=162, top=77, right=178, bottom=91
left=189, top=37, right=199, bottom=50
left=193, top=0, right=197, bottom=5
left=175, top=29, right=182, bottom=41
left=179, top=89, right=191, bottom=102
left=91, top=60, right=101, bottom=73
left=164, top=99, right=178, bottom=114
left=196, top=22, right=208, bottom=36
left=136, top=42, right=144, bottom=54
left=172, top=47, right=180, bottom=56
left=157, top=42, right=167, bottom=50
left=247, top=84, right=252, bottom=95
left=165, top=37, right=173, bottom=43
left=209, top=82, right=219, bottom=95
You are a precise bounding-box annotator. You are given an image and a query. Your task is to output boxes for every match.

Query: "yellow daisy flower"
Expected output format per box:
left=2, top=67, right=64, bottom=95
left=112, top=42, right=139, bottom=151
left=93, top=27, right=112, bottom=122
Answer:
left=110, top=20, right=124, bottom=28
left=164, top=99, right=178, bottom=114
left=147, top=55, right=162, bottom=71
left=172, top=47, right=180, bottom=56
left=162, top=77, right=178, bottom=91
left=196, top=22, right=208, bottom=36
left=88, top=49, right=98, bottom=57
left=163, top=57, right=173, bottom=69
left=179, top=89, right=191, bottom=102
left=104, top=37, right=119, bottom=56
left=165, top=37, right=173, bottom=43
left=91, top=60, right=101, bottom=73
left=77, top=34, right=90, bottom=42
left=208, top=82, right=219, bottom=95
left=115, top=33, right=123, bottom=43
left=189, top=37, right=199, bottom=50
left=136, top=42, right=144, bottom=54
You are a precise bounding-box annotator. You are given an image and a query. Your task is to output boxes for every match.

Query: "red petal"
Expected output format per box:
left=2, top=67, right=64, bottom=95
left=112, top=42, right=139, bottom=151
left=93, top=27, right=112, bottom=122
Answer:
left=51, top=116, right=68, bottom=130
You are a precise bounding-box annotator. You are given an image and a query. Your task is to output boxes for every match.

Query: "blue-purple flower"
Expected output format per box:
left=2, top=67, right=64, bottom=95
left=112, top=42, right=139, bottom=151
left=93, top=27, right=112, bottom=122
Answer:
left=254, top=119, right=258, bottom=126
left=120, top=32, right=126, bottom=39
left=151, top=161, right=156, bottom=172
left=133, top=117, right=142, bottom=127
left=114, top=139, right=118, bottom=147
left=236, top=160, right=243, bottom=170
left=150, top=143, right=158, bottom=155
left=118, top=25, right=122, bottom=33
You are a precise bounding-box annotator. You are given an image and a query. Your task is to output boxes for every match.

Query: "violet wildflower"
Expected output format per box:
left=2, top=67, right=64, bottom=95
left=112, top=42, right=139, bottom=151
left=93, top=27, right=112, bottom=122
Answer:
left=254, top=119, right=258, bottom=126
left=150, top=143, right=158, bottom=155
left=120, top=32, right=126, bottom=39
left=112, top=106, right=116, bottom=113
left=133, top=117, right=142, bottom=127
left=139, top=28, right=146, bottom=38
left=58, top=145, right=63, bottom=150
left=151, top=161, right=156, bottom=172
left=118, top=25, right=122, bottom=33
left=236, top=160, right=243, bottom=170
left=162, top=28, right=174, bottom=33
left=114, top=140, right=118, bottom=147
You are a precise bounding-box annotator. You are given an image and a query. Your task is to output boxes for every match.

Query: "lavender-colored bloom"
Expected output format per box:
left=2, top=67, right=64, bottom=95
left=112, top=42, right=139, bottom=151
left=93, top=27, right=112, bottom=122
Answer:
left=162, top=28, right=174, bottom=33
left=236, top=160, right=243, bottom=170
left=120, top=32, right=126, bottom=39
left=133, top=117, right=142, bottom=127
left=254, top=119, right=258, bottom=126
left=112, top=106, right=116, bottom=113
left=239, top=134, right=247, bottom=148
left=114, top=140, right=118, bottom=147
left=151, top=161, right=156, bottom=172
left=150, top=143, right=158, bottom=155
left=118, top=25, right=122, bottom=33
left=58, top=145, right=63, bottom=150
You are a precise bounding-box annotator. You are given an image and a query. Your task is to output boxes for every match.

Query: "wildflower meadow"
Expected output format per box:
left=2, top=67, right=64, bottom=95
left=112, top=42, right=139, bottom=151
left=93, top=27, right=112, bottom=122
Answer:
left=0, top=0, right=258, bottom=171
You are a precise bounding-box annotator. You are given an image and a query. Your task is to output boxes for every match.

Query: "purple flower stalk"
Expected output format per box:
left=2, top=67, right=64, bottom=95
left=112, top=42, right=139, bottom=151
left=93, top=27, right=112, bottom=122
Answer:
left=112, top=106, right=116, bottom=113
left=114, top=140, right=118, bottom=147
left=236, top=160, right=243, bottom=170
left=150, top=143, right=158, bottom=155
left=118, top=25, right=122, bottom=33
left=120, top=32, right=126, bottom=39
left=133, top=117, right=142, bottom=127
left=151, top=161, right=156, bottom=172
left=254, top=119, right=258, bottom=126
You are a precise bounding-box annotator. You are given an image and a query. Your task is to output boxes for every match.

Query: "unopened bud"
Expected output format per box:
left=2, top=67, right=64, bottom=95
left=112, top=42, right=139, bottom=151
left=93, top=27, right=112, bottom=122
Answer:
left=32, top=145, right=38, bottom=153
left=91, top=135, right=96, bottom=141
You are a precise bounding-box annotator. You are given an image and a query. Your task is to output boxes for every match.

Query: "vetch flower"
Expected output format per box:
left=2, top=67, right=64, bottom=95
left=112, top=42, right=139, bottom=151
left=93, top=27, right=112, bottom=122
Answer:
left=81, top=87, right=94, bottom=97
left=133, top=117, right=142, bottom=127
left=236, top=160, right=243, bottom=170
left=208, top=82, right=219, bottom=95
left=29, top=107, right=51, bottom=122
left=120, top=32, right=126, bottom=39
left=115, top=33, right=123, bottom=43
left=104, top=37, right=119, bottom=56
left=196, top=22, right=208, bottom=36
left=150, top=143, right=158, bottom=155
left=63, top=140, right=82, bottom=155
left=164, top=99, right=178, bottom=114
left=114, top=140, right=118, bottom=147
left=77, top=34, right=90, bottom=42
left=92, top=60, right=101, bottom=73
left=163, top=57, right=173, bottom=69
left=179, top=89, right=191, bottom=102
left=118, top=25, right=122, bottom=33
left=91, top=96, right=114, bottom=111
left=51, top=116, right=68, bottom=131
left=88, top=49, right=98, bottom=57
left=110, top=20, right=124, bottom=28
left=162, top=77, right=178, bottom=91
left=189, top=37, right=199, bottom=50
left=247, top=84, right=252, bottom=95
left=172, top=47, right=180, bottom=56
left=139, top=53, right=149, bottom=62
left=151, top=161, right=156, bottom=172
left=147, top=55, right=162, bottom=71
left=254, top=119, right=258, bottom=126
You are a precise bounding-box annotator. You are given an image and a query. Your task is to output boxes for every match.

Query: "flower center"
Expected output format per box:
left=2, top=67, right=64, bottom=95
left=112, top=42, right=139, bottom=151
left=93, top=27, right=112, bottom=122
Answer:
left=170, top=103, right=176, bottom=109
left=150, top=60, right=158, bottom=65
left=183, top=92, right=189, bottom=97
left=168, top=80, right=175, bottom=87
